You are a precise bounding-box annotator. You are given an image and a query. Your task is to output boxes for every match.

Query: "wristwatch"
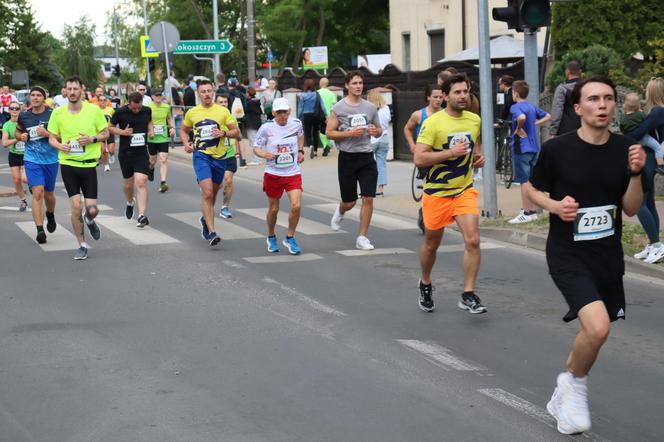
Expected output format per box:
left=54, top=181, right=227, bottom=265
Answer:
left=92, top=136, right=98, bottom=143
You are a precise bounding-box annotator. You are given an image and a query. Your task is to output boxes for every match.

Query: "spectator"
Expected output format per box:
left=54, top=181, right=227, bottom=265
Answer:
left=297, top=78, right=322, bottom=159
left=261, top=78, right=282, bottom=121
left=182, top=78, right=196, bottom=108
left=550, top=60, right=582, bottom=137
left=498, top=75, right=515, bottom=122
left=367, top=89, right=391, bottom=196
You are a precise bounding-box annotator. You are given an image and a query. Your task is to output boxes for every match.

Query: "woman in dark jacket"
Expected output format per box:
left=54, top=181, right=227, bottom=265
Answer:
left=245, top=87, right=263, bottom=158
left=297, top=79, right=321, bottom=159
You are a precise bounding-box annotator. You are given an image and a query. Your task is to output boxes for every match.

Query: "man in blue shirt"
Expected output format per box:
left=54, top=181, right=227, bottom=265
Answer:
left=508, top=80, right=551, bottom=224
left=16, top=86, right=59, bottom=244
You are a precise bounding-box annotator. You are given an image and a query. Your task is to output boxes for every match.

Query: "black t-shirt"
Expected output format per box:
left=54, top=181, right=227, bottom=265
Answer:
left=530, top=131, right=632, bottom=274
left=183, top=87, right=196, bottom=107
left=110, top=105, right=152, bottom=152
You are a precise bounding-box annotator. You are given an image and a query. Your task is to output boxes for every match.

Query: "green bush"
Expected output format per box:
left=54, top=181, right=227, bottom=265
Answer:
left=545, top=45, right=628, bottom=91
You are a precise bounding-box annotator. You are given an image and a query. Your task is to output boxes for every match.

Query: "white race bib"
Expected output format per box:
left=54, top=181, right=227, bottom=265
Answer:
left=69, top=140, right=84, bottom=155
left=154, top=125, right=165, bottom=136
left=199, top=124, right=217, bottom=141
left=274, top=152, right=295, bottom=168
left=349, top=113, right=368, bottom=129
left=14, top=141, right=25, bottom=152
left=130, top=133, right=146, bottom=147
left=448, top=132, right=473, bottom=155
left=573, top=205, right=617, bottom=241
left=28, top=125, right=44, bottom=141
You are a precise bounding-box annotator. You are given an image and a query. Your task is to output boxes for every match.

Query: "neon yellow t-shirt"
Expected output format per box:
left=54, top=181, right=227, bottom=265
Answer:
left=183, top=104, right=233, bottom=159
left=48, top=102, right=109, bottom=168
left=416, top=110, right=481, bottom=198
left=101, top=106, right=115, bottom=122
left=148, top=102, right=171, bottom=143
left=223, top=113, right=238, bottom=159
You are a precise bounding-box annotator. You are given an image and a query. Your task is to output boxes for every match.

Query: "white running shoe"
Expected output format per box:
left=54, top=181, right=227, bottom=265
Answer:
left=644, top=242, right=664, bottom=264
left=355, top=235, right=374, bottom=250
left=634, top=244, right=654, bottom=260
left=104, top=164, right=111, bottom=172
left=547, top=372, right=591, bottom=435
left=508, top=212, right=537, bottom=224
left=331, top=204, right=344, bottom=231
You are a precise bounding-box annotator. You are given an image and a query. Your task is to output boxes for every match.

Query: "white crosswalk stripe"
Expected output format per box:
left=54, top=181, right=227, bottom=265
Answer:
left=0, top=206, right=31, bottom=212
left=243, top=253, right=324, bottom=264
left=166, top=211, right=263, bottom=240
left=336, top=247, right=415, bottom=257
left=397, top=339, right=488, bottom=371
left=94, top=215, right=180, bottom=245
left=15, top=221, right=78, bottom=251
left=307, top=203, right=416, bottom=230
left=237, top=207, right=346, bottom=235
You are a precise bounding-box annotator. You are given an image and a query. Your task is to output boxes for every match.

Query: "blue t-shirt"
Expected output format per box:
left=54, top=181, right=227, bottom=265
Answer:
left=18, top=108, right=59, bottom=164
left=510, top=101, right=548, bottom=155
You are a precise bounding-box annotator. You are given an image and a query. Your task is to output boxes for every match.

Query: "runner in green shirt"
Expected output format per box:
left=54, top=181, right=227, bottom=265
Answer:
left=1, top=103, right=28, bottom=210
left=147, top=88, right=175, bottom=192
left=317, top=77, right=338, bottom=156
left=215, top=94, right=239, bottom=219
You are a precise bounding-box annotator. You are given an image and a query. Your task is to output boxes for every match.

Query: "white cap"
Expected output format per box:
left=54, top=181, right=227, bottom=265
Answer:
left=272, top=97, right=290, bottom=112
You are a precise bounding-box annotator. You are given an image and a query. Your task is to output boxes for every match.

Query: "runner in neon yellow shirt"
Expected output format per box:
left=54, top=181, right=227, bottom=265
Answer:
left=147, top=88, right=175, bottom=192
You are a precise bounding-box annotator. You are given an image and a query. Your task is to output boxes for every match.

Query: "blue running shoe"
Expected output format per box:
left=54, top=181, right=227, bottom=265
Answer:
left=219, top=206, right=233, bottom=219
left=282, top=236, right=301, bottom=255
left=266, top=235, right=280, bottom=253
left=199, top=216, right=210, bottom=240
left=208, top=232, right=221, bottom=247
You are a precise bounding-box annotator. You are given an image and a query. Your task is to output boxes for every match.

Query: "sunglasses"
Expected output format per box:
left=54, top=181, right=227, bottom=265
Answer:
left=154, top=93, right=163, bottom=96
left=8, top=107, right=20, bottom=111
left=137, top=89, right=146, bottom=92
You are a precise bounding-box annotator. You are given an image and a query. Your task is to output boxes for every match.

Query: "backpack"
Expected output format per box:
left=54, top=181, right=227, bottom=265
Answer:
left=231, top=94, right=245, bottom=119
left=557, top=84, right=581, bottom=135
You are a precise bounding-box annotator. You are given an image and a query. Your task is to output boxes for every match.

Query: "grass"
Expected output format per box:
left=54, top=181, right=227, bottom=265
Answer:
left=480, top=214, right=663, bottom=267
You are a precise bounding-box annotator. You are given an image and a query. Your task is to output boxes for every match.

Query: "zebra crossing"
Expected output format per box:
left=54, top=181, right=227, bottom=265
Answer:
left=9, top=203, right=505, bottom=259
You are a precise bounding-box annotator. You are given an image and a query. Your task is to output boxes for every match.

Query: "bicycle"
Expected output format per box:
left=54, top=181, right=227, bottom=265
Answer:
left=411, top=164, right=426, bottom=202
left=494, top=119, right=514, bottom=189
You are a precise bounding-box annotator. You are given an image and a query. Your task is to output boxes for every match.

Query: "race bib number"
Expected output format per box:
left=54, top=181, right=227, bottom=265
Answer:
left=14, top=141, right=25, bottom=152
left=448, top=132, right=473, bottom=154
left=573, top=205, right=617, bottom=241
left=69, top=140, right=84, bottom=155
left=275, top=152, right=295, bottom=168
left=28, top=125, right=44, bottom=140
left=199, top=124, right=217, bottom=141
left=130, top=133, right=146, bottom=147
left=154, top=125, right=165, bottom=136
left=349, top=114, right=368, bottom=129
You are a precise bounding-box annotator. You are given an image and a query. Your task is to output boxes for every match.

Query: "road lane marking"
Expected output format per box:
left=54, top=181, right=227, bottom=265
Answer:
left=336, top=247, right=415, bottom=257
left=95, top=215, right=180, bottom=245
left=263, top=276, right=346, bottom=317
left=237, top=207, right=346, bottom=235
left=478, top=388, right=611, bottom=442
left=0, top=206, right=31, bottom=212
left=307, top=203, right=417, bottom=230
left=243, top=253, right=324, bottom=264
left=166, top=211, right=262, bottom=240
left=397, top=339, right=487, bottom=371
left=16, top=221, right=78, bottom=251
left=438, top=242, right=505, bottom=253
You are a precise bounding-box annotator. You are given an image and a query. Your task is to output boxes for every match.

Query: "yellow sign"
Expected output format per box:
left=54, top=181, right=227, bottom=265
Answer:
left=140, top=35, right=159, bottom=58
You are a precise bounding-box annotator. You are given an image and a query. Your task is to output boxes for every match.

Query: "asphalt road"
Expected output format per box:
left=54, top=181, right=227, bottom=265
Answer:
left=0, top=155, right=662, bottom=442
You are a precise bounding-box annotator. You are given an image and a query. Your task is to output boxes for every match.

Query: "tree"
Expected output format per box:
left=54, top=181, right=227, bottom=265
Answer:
left=545, top=45, right=629, bottom=91
left=60, top=18, right=102, bottom=88
left=551, top=0, right=664, bottom=61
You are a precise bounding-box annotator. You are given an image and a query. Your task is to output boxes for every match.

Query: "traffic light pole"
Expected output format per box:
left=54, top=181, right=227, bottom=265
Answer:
left=524, top=29, right=539, bottom=106
left=143, top=0, right=151, bottom=87
left=113, top=7, right=121, bottom=96
left=478, top=0, right=498, bottom=218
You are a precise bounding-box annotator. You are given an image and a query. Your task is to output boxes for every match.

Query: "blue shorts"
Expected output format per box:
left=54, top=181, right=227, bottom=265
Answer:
left=25, top=161, right=58, bottom=192
left=225, top=156, right=238, bottom=174
left=193, top=150, right=227, bottom=185
left=513, top=152, right=538, bottom=184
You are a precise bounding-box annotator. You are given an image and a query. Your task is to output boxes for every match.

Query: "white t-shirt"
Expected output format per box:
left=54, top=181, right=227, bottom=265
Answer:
left=142, top=95, right=153, bottom=106
left=254, top=117, right=303, bottom=177
left=53, top=95, right=68, bottom=108
left=371, top=105, right=391, bottom=144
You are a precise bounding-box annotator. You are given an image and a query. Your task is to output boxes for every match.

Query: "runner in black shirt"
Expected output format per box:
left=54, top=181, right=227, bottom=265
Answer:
left=109, top=92, right=153, bottom=227
left=526, top=76, right=645, bottom=435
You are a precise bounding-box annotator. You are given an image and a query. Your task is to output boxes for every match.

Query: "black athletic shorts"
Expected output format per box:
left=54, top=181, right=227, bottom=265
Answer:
left=119, top=148, right=150, bottom=179
left=61, top=164, right=98, bottom=199
left=225, top=156, right=237, bottom=174
left=337, top=151, right=378, bottom=202
left=148, top=142, right=170, bottom=155
left=8, top=152, right=24, bottom=168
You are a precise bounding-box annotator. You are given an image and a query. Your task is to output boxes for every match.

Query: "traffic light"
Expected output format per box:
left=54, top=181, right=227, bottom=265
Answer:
left=492, top=0, right=551, bottom=31
left=113, top=64, right=121, bottom=77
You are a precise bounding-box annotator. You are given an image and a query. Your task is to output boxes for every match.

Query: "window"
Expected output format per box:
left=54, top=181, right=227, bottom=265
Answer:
left=104, top=63, right=112, bottom=72
left=428, top=29, right=445, bottom=66
left=402, top=33, right=411, bottom=71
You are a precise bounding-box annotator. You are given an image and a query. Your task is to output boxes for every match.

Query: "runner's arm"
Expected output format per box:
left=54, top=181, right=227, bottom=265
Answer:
left=225, top=121, right=240, bottom=139
left=180, top=124, right=193, bottom=153
left=524, top=183, right=578, bottom=222
left=108, top=123, right=130, bottom=137
left=2, top=129, right=16, bottom=148
left=403, top=112, right=419, bottom=152
left=48, top=133, right=70, bottom=152
left=325, top=112, right=364, bottom=140
left=414, top=142, right=465, bottom=167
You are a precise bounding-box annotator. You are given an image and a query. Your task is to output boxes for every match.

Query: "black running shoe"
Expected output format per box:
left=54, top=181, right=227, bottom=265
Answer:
left=36, top=230, right=47, bottom=244
left=84, top=215, right=101, bottom=240
left=136, top=215, right=150, bottom=228
left=418, top=279, right=435, bottom=312
left=148, top=167, right=155, bottom=182
left=322, top=146, right=330, bottom=157
left=458, top=292, right=487, bottom=314
left=208, top=232, right=221, bottom=247
left=46, top=212, right=57, bottom=233
left=125, top=201, right=135, bottom=219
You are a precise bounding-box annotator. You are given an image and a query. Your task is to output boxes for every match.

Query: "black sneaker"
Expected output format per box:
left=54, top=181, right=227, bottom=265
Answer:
left=84, top=215, right=101, bottom=240
left=36, top=230, right=47, bottom=244
left=208, top=232, right=221, bottom=247
left=136, top=215, right=150, bottom=228
left=458, top=292, right=487, bottom=314
left=74, top=246, right=88, bottom=260
left=125, top=200, right=135, bottom=219
left=148, top=167, right=155, bottom=182
left=418, top=279, right=435, bottom=312
left=46, top=212, right=57, bottom=233
left=322, top=146, right=330, bottom=157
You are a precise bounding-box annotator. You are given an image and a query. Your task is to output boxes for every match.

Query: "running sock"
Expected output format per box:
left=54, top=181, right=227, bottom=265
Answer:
left=36, top=225, right=44, bottom=233
left=160, top=181, right=165, bottom=185
left=524, top=210, right=537, bottom=215
left=80, top=242, right=91, bottom=249
left=127, top=200, right=134, bottom=206
left=268, top=235, right=276, bottom=239
left=569, top=372, right=588, bottom=386
left=462, top=291, right=475, bottom=297
left=46, top=211, right=55, bottom=220
left=286, top=235, right=293, bottom=240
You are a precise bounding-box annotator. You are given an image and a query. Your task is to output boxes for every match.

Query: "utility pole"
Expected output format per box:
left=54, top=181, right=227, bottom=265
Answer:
left=213, top=0, right=220, bottom=77
left=247, top=0, right=256, bottom=83
left=524, top=29, right=539, bottom=106
left=477, top=0, right=497, bottom=218
left=113, top=5, right=121, bottom=95
left=143, top=0, right=151, bottom=87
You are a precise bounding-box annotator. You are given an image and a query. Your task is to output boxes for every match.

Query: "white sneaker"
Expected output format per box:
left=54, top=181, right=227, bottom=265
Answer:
left=356, top=235, right=374, bottom=250
left=508, top=212, right=537, bottom=224
left=547, top=372, right=591, bottom=435
left=644, top=243, right=664, bottom=264
left=634, top=244, right=654, bottom=260
left=331, top=204, right=344, bottom=231
left=104, top=164, right=111, bottom=172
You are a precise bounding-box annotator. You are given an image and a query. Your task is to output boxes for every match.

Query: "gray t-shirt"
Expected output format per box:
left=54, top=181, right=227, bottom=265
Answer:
left=331, top=98, right=380, bottom=153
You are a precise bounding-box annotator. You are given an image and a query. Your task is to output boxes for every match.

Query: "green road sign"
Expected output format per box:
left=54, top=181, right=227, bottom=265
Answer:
left=173, top=40, right=233, bottom=54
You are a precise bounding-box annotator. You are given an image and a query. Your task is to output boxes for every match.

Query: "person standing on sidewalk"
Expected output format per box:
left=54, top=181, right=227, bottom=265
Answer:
left=367, top=89, right=391, bottom=196
left=550, top=61, right=582, bottom=137
left=525, top=76, right=645, bottom=435
left=297, top=79, right=322, bottom=159
left=317, top=77, right=337, bottom=156
left=252, top=97, right=306, bottom=255
left=326, top=70, right=382, bottom=250
left=413, top=74, right=486, bottom=314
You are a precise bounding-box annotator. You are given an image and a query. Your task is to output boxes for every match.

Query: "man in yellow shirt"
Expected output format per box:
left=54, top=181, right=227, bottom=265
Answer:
left=181, top=80, right=239, bottom=246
